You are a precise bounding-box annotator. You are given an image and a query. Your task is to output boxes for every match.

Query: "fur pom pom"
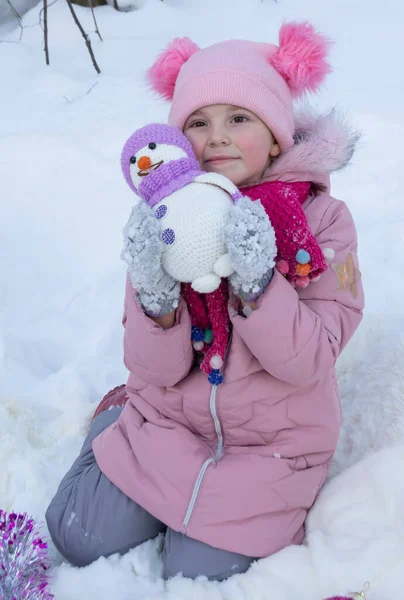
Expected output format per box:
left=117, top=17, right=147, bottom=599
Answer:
left=271, top=22, right=332, bottom=97
left=147, top=37, right=200, bottom=100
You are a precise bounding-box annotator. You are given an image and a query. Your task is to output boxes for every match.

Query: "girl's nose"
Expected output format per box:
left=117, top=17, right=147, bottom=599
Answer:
left=137, top=156, right=152, bottom=170
left=209, top=139, right=229, bottom=146
left=208, top=127, right=230, bottom=147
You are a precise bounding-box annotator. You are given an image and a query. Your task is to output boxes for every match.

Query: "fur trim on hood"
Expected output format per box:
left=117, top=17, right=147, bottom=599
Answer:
left=263, top=108, right=361, bottom=191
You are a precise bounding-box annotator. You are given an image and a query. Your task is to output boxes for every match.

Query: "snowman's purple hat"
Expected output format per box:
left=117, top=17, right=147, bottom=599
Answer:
left=121, top=123, right=201, bottom=207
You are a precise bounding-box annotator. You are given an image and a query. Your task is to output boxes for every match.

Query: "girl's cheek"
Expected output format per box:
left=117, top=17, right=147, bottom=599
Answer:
left=242, top=133, right=265, bottom=151
left=234, top=130, right=255, bottom=150
left=242, top=135, right=271, bottom=164
left=193, top=143, right=204, bottom=162
left=185, top=134, right=203, bottom=161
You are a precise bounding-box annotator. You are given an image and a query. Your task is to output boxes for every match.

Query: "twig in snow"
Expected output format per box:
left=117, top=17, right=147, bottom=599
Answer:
left=88, top=0, right=103, bottom=41
left=63, top=80, right=98, bottom=103
left=43, top=0, right=50, bottom=64
left=85, top=80, right=98, bottom=94
left=65, top=0, right=101, bottom=74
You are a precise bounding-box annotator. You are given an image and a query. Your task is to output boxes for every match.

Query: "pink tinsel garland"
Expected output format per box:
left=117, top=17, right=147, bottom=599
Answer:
left=0, top=510, right=54, bottom=600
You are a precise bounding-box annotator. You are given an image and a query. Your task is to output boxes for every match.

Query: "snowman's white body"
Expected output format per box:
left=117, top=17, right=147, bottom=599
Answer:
left=154, top=173, right=237, bottom=293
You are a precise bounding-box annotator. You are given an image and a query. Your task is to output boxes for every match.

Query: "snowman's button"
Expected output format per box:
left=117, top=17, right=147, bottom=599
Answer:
left=155, top=205, right=167, bottom=219
left=162, top=228, right=175, bottom=245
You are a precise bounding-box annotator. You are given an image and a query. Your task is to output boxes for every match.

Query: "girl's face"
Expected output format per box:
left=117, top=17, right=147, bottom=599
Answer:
left=183, top=104, right=280, bottom=187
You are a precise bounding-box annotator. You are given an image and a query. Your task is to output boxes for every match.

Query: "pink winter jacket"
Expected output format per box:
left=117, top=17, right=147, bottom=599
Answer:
left=93, top=111, right=364, bottom=558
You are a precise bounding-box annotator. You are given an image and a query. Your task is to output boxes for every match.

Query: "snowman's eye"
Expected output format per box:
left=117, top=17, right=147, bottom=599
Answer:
left=130, top=156, right=137, bottom=164
left=148, top=143, right=157, bottom=150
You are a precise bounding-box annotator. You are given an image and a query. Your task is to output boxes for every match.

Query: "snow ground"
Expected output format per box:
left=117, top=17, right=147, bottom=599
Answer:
left=1, top=0, right=404, bottom=597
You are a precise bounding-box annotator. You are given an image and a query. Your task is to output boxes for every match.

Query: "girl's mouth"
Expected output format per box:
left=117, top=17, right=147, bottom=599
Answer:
left=204, top=157, right=238, bottom=165
left=138, top=160, right=164, bottom=177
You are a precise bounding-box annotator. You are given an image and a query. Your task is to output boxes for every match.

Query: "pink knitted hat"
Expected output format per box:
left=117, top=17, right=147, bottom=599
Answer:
left=147, top=23, right=332, bottom=151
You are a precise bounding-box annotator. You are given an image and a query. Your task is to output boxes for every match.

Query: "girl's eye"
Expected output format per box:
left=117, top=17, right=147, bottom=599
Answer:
left=232, top=115, right=249, bottom=123
left=189, top=121, right=206, bottom=128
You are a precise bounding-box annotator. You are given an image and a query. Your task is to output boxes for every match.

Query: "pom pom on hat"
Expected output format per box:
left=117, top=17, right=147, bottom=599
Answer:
left=271, top=22, right=333, bottom=97
left=147, top=37, right=200, bottom=100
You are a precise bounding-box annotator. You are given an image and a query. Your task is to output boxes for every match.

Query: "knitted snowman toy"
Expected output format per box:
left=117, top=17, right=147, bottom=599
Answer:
left=121, top=123, right=257, bottom=294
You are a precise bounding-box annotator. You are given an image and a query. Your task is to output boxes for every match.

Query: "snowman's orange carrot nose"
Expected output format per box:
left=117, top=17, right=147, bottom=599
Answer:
left=138, top=156, right=152, bottom=170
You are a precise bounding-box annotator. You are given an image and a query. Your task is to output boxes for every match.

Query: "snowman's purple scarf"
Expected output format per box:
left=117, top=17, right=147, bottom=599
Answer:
left=138, top=158, right=201, bottom=208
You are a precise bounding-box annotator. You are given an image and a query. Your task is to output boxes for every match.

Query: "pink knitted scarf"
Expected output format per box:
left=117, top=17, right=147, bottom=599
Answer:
left=182, top=181, right=328, bottom=384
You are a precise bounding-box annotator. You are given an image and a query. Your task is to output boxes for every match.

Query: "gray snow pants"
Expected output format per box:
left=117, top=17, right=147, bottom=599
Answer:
left=45, top=406, right=256, bottom=581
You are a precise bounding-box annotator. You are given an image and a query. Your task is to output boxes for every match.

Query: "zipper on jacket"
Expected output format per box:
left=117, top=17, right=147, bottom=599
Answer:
left=181, top=384, right=225, bottom=532
left=181, top=456, right=214, bottom=532
left=181, top=330, right=231, bottom=532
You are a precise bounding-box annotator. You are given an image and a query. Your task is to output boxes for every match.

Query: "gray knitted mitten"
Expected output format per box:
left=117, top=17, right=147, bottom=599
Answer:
left=121, top=202, right=180, bottom=317
left=225, top=196, right=277, bottom=302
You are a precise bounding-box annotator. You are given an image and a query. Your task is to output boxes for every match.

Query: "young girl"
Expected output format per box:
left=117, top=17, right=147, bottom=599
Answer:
left=46, top=23, right=364, bottom=581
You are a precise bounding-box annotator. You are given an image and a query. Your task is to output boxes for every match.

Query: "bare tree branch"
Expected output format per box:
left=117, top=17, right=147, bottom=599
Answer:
left=7, top=0, right=21, bottom=20
left=6, top=0, right=24, bottom=41
left=39, top=0, right=58, bottom=32
left=43, top=0, right=50, bottom=64
left=88, top=0, right=102, bottom=41
left=0, top=0, right=58, bottom=44
left=65, top=0, right=101, bottom=74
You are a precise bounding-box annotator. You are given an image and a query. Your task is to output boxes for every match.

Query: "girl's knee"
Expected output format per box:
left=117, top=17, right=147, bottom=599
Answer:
left=46, top=476, right=166, bottom=568
left=45, top=499, right=102, bottom=567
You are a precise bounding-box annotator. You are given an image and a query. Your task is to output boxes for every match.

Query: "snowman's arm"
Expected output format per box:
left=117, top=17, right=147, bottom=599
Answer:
left=193, top=173, right=243, bottom=203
